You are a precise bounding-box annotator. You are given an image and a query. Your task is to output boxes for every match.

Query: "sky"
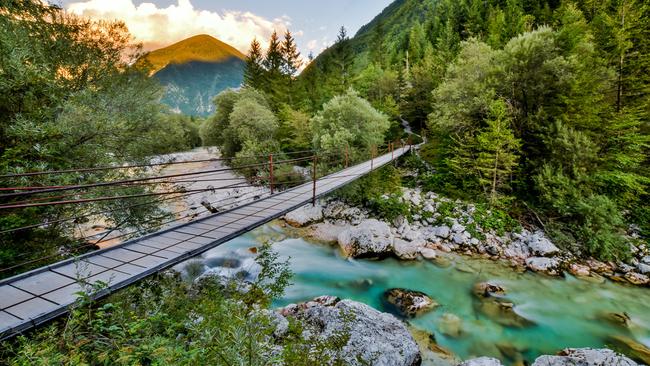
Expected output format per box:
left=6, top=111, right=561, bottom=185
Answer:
left=56, top=0, right=393, bottom=61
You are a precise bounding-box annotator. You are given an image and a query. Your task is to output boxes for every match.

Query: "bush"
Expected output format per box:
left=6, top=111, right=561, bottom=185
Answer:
left=1, top=246, right=356, bottom=365
left=334, top=165, right=402, bottom=207
left=311, top=89, right=390, bottom=156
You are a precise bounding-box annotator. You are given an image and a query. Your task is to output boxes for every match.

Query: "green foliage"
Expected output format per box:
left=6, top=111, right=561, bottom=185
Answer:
left=1, top=246, right=357, bottom=365
left=276, top=104, right=313, bottom=152
left=471, top=204, right=521, bottom=237
left=335, top=165, right=405, bottom=221
left=201, top=88, right=278, bottom=158
left=311, top=89, right=391, bottom=156
left=426, top=24, right=648, bottom=260
left=0, top=2, right=195, bottom=274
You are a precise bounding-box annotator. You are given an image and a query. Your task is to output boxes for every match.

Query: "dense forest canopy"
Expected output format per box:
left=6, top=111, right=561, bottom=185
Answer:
left=230, top=0, right=648, bottom=261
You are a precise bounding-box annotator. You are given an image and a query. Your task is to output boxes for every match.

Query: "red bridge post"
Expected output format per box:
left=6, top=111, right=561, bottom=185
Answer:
left=312, top=154, right=317, bottom=206
left=269, top=153, right=274, bottom=195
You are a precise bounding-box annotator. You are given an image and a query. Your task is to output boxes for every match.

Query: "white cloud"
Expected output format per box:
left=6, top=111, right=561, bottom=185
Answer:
left=66, top=0, right=290, bottom=53
left=307, top=40, right=318, bottom=50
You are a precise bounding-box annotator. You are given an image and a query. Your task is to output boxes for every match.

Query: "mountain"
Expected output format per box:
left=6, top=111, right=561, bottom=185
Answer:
left=138, top=34, right=246, bottom=116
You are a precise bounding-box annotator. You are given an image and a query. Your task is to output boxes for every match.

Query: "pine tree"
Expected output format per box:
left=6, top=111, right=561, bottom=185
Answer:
left=281, top=30, right=301, bottom=77
left=280, top=30, right=302, bottom=105
left=330, top=26, right=354, bottom=92
left=337, top=26, right=349, bottom=43
left=474, top=99, right=521, bottom=206
left=262, top=30, right=284, bottom=101
left=243, top=38, right=265, bottom=89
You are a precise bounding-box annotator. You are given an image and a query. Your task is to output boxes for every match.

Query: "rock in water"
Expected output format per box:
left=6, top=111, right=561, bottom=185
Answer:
left=438, top=313, right=463, bottom=338
left=284, top=204, right=323, bottom=227
left=606, top=335, right=650, bottom=365
left=383, top=288, right=438, bottom=318
left=420, top=247, right=438, bottom=260
left=409, top=325, right=460, bottom=365
left=394, top=238, right=421, bottom=260
left=337, top=219, right=394, bottom=258
left=475, top=299, right=535, bottom=328
left=597, top=311, right=632, bottom=328
left=526, top=257, right=560, bottom=273
left=279, top=296, right=421, bottom=366
left=472, top=282, right=507, bottom=298
left=531, top=348, right=639, bottom=366
left=459, top=357, right=504, bottom=366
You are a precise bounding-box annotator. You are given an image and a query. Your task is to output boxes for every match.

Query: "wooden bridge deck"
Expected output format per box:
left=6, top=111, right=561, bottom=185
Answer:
left=0, top=146, right=410, bottom=339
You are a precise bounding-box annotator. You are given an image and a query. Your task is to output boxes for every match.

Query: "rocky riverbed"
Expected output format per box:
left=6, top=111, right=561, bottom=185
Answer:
left=178, top=219, right=650, bottom=366
left=283, top=190, right=649, bottom=287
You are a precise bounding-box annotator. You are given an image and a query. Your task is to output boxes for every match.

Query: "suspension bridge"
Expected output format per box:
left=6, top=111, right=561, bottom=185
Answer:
left=0, top=143, right=413, bottom=339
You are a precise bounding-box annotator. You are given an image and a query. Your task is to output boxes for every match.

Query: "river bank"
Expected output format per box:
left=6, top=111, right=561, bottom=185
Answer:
left=284, top=191, right=649, bottom=288
left=177, top=218, right=650, bottom=365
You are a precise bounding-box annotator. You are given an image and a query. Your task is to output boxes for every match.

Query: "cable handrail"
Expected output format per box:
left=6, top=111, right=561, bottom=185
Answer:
left=0, top=155, right=315, bottom=200
left=0, top=148, right=341, bottom=179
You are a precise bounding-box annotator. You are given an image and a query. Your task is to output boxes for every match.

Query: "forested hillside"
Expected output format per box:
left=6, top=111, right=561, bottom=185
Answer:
left=137, top=35, right=246, bottom=116
left=237, top=0, right=649, bottom=261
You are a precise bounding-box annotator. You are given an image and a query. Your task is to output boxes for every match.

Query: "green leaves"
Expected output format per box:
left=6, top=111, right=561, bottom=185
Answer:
left=311, top=89, right=391, bottom=155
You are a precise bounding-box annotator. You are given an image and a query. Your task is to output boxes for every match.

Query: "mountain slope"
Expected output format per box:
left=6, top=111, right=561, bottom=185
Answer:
left=138, top=35, right=245, bottom=116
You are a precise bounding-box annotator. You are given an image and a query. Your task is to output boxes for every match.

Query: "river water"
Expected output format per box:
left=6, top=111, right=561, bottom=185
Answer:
left=181, top=222, right=650, bottom=365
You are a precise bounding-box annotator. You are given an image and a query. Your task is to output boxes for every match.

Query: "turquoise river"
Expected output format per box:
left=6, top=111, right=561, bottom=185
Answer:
left=179, top=222, right=650, bottom=365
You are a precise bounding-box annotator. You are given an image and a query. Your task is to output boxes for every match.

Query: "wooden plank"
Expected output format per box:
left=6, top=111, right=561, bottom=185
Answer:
left=0, top=312, right=22, bottom=332
left=41, top=283, right=84, bottom=306
left=100, top=248, right=146, bottom=264
left=4, top=297, right=59, bottom=320
left=11, top=271, right=74, bottom=296
left=0, top=286, right=32, bottom=310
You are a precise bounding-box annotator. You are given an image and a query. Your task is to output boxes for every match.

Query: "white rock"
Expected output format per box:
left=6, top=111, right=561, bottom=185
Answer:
left=403, top=229, right=422, bottom=242
left=642, top=256, right=650, bottom=265
left=460, top=357, right=504, bottom=366
left=470, top=238, right=480, bottom=246
left=639, top=263, right=650, bottom=274
left=531, top=348, right=638, bottom=366
left=423, top=204, right=435, bottom=213
left=526, top=257, right=560, bottom=272
left=285, top=204, right=323, bottom=227
left=452, top=233, right=469, bottom=246
left=338, top=219, right=394, bottom=258
left=309, top=222, right=347, bottom=242
left=526, top=231, right=560, bottom=256
left=451, top=223, right=465, bottom=233
left=280, top=297, right=421, bottom=366
left=394, top=239, right=421, bottom=260
left=434, top=225, right=451, bottom=239
left=419, top=248, right=437, bottom=259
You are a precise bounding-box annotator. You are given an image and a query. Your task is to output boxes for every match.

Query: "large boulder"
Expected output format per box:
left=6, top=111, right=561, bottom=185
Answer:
left=338, top=219, right=394, bottom=258
left=284, top=204, right=323, bottom=227
left=308, top=222, right=347, bottom=242
left=383, top=288, right=438, bottom=318
left=433, top=225, right=452, bottom=239
left=505, top=230, right=560, bottom=259
left=531, top=348, right=639, bottom=366
left=323, top=200, right=366, bottom=224
left=394, top=238, right=422, bottom=260
left=279, top=296, right=421, bottom=366
left=526, top=231, right=560, bottom=256
left=526, top=257, right=560, bottom=273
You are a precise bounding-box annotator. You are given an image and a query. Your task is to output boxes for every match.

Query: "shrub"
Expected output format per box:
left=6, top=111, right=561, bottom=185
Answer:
left=1, top=246, right=356, bottom=365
